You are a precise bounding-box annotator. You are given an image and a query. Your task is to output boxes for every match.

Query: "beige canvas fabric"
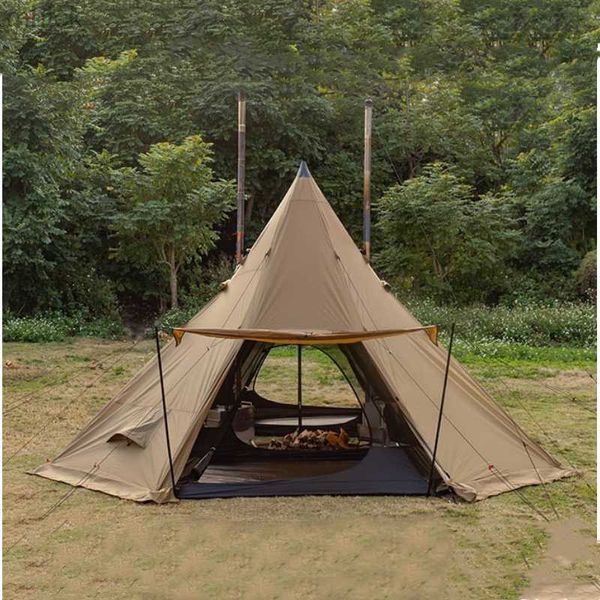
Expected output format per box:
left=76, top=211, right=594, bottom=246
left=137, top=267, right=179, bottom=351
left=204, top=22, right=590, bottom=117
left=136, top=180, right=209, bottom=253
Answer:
left=172, top=325, right=438, bottom=345
left=33, top=164, right=574, bottom=502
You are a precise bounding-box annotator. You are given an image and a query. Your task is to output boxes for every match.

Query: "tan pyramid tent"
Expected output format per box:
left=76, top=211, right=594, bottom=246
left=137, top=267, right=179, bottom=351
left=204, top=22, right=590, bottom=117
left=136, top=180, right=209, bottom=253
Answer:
left=33, top=163, right=574, bottom=503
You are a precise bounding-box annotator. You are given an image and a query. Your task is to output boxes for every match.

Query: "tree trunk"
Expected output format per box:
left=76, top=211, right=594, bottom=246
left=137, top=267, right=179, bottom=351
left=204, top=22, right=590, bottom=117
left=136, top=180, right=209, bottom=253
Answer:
left=169, top=247, right=178, bottom=309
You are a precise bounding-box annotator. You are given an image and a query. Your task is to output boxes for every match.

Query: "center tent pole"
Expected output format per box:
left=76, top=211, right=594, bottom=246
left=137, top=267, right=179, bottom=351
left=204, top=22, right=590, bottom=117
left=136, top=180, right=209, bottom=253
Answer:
left=427, top=322, right=455, bottom=497
left=154, top=327, right=177, bottom=496
left=297, top=345, right=303, bottom=432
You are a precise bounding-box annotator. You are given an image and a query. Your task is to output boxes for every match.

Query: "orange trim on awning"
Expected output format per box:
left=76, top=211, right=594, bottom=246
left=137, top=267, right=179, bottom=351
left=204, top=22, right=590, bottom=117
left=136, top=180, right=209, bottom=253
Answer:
left=172, top=325, right=438, bottom=347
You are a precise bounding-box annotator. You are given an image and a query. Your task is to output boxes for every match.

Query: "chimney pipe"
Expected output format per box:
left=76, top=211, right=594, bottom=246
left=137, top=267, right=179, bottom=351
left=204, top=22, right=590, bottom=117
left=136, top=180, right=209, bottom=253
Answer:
left=363, top=99, right=373, bottom=262
left=235, top=90, right=246, bottom=264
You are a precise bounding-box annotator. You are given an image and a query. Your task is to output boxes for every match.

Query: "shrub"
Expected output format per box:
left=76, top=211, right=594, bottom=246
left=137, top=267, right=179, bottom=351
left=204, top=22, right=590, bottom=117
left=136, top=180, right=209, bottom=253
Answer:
left=574, top=250, right=596, bottom=299
left=375, top=163, right=520, bottom=304
left=153, top=306, right=201, bottom=335
left=3, top=315, right=72, bottom=343
left=72, top=317, right=127, bottom=340
left=4, top=297, right=594, bottom=349
left=405, top=298, right=595, bottom=347
left=3, top=313, right=126, bottom=343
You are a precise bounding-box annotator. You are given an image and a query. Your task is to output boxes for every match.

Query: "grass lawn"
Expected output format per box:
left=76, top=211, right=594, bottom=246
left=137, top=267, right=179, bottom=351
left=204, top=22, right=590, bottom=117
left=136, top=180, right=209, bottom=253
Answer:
left=2, top=338, right=598, bottom=599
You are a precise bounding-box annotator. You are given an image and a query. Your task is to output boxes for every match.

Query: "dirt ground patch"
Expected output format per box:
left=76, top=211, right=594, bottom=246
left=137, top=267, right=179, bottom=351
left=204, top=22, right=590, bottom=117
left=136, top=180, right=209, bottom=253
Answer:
left=2, top=339, right=598, bottom=599
left=522, top=518, right=600, bottom=600
left=7, top=510, right=459, bottom=600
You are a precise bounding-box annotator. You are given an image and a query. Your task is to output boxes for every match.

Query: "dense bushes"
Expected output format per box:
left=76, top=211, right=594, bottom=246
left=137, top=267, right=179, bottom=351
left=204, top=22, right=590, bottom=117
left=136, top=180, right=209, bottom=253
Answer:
left=153, top=306, right=203, bottom=336
left=3, top=313, right=125, bottom=342
left=407, top=299, right=596, bottom=348
left=574, top=250, right=596, bottom=298
left=376, top=164, right=520, bottom=303
left=3, top=299, right=594, bottom=348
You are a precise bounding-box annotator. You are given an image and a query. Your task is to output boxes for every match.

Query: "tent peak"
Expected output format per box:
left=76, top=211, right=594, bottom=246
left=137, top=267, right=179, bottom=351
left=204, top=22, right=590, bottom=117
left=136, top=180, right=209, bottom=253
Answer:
left=297, top=161, right=311, bottom=178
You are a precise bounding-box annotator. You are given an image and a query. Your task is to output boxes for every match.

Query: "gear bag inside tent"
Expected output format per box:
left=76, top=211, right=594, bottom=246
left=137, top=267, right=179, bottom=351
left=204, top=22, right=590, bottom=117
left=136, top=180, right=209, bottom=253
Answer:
left=32, top=163, right=575, bottom=503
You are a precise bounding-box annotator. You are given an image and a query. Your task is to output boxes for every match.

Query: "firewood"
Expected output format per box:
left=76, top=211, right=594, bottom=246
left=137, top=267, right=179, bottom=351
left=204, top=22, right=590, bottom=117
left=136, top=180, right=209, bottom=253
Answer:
left=337, top=427, right=351, bottom=449
left=265, top=427, right=356, bottom=451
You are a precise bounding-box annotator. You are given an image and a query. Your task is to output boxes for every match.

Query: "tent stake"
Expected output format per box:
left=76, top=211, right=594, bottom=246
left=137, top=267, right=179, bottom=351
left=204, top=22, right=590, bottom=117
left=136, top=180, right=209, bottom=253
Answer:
left=235, top=89, right=246, bottom=264
left=155, top=327, right=177, bottom=496
left=427, top=322, right=455, bottom=497
left=297, top=345, right=303, bottom=432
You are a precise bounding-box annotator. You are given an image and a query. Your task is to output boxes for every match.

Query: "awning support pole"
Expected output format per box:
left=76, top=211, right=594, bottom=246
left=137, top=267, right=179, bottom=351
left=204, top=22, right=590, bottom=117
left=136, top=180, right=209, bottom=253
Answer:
left=297, top=345, right=303, bottom=432
left=427, top=322, right=455, bottom=497
left=155, top=327, right=177, bottom=496
left=235, top=90, right=246, bottom=264
left=363, top=98, right=373, bottom=262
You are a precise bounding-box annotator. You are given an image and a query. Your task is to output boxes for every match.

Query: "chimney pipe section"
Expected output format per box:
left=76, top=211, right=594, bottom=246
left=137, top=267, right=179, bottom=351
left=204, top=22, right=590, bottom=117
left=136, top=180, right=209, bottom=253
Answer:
left=363, top=99, right=373, bottom=262
left=236, top=90, right=246, bottom=264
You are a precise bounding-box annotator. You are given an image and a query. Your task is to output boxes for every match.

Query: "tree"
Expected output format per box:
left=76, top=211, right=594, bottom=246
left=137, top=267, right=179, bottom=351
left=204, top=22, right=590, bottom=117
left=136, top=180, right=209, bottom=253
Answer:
left=574, top=249, right=596, bottom=299
left=112, top=136, right=234, bottom=308
left=2, top=0, right=597, bottom=313
left=2, top=6, right=124, bottom=316
left=376, top=163, right=520, bottom=303
left=506, top=145, right=595, bottom=298
left=2, top=64, right=87, bottom=313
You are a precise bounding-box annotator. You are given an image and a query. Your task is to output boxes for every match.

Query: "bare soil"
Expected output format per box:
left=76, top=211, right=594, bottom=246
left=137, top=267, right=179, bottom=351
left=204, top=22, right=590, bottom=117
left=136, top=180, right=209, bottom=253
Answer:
left=522, top=518, right=600, bottom=599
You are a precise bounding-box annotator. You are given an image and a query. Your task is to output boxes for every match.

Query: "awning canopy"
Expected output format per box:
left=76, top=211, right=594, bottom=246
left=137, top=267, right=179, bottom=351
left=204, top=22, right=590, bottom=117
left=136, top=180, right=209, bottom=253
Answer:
left=173, top=325, right=438, bottom=347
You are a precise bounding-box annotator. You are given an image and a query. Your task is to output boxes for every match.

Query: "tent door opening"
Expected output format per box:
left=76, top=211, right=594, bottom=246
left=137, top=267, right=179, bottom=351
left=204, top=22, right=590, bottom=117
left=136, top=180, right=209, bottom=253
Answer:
left=176, top=342, right=432, bottom=499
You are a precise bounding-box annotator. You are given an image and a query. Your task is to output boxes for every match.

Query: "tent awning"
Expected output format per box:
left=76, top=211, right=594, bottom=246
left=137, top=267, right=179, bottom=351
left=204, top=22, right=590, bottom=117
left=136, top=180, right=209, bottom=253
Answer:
left=172, top=325, right=438, bottom=346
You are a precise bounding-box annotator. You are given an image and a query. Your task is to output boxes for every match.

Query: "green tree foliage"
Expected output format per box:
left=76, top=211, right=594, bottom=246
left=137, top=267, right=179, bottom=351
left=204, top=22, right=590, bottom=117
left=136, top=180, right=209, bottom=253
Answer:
left=377, top=164, right=520, bottom=302
left=574, top=249, right=596, bottom=299
left=112, top=136, right=235, bottom=308
left=1, top=0, right=598, bottom=319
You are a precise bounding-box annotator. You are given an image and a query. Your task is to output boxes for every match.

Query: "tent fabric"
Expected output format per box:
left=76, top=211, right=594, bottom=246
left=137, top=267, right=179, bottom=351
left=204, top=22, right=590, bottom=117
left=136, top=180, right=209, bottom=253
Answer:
left=172, top=325, right=439, bottom=346
left=32, top=162, right=574, bottom=503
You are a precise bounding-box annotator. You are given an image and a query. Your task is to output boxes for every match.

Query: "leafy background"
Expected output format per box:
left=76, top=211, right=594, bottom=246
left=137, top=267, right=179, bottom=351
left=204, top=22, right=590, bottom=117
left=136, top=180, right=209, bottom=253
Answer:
left=2, top=0, right=597, bottom=339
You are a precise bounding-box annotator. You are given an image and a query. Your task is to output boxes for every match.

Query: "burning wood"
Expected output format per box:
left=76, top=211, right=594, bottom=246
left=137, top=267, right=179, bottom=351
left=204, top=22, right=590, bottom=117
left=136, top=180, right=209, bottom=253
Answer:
left=265, top=427, right=354, bottom=451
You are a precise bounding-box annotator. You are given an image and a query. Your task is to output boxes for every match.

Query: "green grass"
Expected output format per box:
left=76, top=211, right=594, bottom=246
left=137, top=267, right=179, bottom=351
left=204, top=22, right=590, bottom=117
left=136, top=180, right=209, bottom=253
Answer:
left=3, top=338, right=598, bottom=599
left=452, top=340, right=596, bottom=378
left=262, top=345, right=334, bottom=363
left=264, top=340, right=596, bottom=380
left=256, top=346, right=352, bottom=406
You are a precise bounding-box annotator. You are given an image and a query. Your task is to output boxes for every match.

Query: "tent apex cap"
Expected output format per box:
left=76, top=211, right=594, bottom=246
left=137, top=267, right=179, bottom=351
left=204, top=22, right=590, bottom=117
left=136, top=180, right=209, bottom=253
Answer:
left=297, top=161, right=311, bottom=178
